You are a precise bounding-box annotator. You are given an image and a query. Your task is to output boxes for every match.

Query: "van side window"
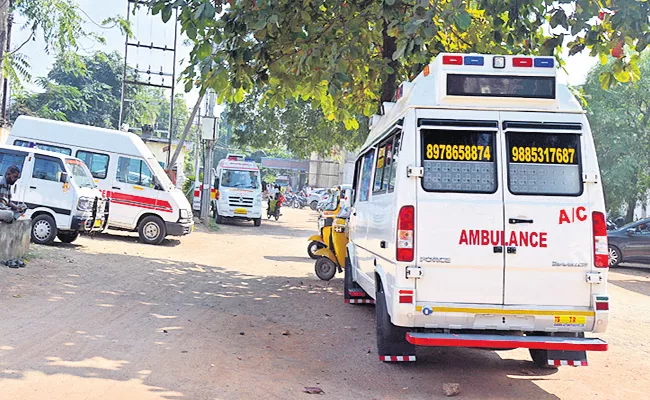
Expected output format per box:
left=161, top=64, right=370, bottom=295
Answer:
left=116, top=157, right=154, bottom=188
left=352, top=157, right=362, bottom=204
left=373, top=143, right=389, bottom=193
left=14, top=140, right=71, bottom=156
left=358, top=150, right=375, bottom=202
left=0, top=150, right=27, bottom=176
left=506, top=132, right=582, bottom=196
left=33, top=156, right=64, bottom=182
left=76, top=150, right=109, bottom=179
left=388, top=133, right=402, bottom=192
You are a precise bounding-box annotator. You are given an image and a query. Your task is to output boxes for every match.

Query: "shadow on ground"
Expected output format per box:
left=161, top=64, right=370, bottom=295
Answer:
left=609, top=265, right=650, bottom=297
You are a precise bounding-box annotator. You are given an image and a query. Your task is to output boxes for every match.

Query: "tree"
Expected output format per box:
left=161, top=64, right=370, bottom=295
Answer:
left=149, top=0, right=650, bottom=127
left=223, top=87, right=368, bottom=158
left=581, top=55, right=650, bottom=222
left=0, top=0, right=130, bottom=115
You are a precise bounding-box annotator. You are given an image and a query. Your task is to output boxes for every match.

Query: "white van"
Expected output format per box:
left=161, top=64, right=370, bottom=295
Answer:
left=8, top=117, right=194, bottom=245
left=213, top=155, right=263, bottom=226
left=346, top=53, right=609, bottom=368
left=0, top=144, right=108, bottom=244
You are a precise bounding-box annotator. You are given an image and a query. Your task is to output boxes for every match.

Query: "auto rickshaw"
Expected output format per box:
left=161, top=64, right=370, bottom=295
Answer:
left=312, top=189, right=352, bottom=281
left=307, top=188, right=342, bottom=259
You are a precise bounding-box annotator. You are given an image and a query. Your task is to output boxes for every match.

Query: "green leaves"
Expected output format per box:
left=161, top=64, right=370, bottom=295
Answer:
left=161, top=5, right=173, bottom=23
left=453, top=12, right=471, bottom=32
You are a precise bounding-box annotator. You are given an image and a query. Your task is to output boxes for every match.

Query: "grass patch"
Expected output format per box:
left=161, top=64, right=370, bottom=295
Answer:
left=207, top=219, right=220, bottom=232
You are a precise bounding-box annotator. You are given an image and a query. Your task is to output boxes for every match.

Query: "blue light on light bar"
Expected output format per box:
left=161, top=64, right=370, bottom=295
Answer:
left=464, top=56, right=484, bottom=66
left=534, top=58, right=554, bottom=68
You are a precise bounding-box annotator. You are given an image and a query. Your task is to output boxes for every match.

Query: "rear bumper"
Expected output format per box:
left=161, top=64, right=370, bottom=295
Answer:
left=166, top=220, right=194, bottom=236
left=405, top=332, right=608, bottom=352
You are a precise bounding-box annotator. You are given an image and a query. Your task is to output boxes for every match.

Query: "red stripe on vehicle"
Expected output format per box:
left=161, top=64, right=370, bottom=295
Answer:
left=107, top=191, right=174, bottom=213
left=405, top=333, right=608, bottom=352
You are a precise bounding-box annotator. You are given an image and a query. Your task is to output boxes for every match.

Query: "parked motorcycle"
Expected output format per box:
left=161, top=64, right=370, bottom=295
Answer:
left=292, top=194, right=308, bottom=209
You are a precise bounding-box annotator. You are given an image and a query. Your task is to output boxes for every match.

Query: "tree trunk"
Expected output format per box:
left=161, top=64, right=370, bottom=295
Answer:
left=380, top=17, right=398, bottom=108
left=625, top=196, right=637, bottom=223
left=0, top=0, right=9, bottom=121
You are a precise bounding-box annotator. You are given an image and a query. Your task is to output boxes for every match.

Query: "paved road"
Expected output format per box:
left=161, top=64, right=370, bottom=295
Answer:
left=1, top=208, right=649, bottom=399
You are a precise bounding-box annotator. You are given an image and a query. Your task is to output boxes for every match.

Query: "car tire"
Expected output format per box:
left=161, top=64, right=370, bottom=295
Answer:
left=215, top=210, right=224, bottom=224
left=376, top=280, right=415, bottom=360
left=307, top=241, right=324, bottom=259
left=254, top=217, right=262, bottom=227
left=31, top=214, right=57, bottom=245
left=57, top=232, right=79, bottom=244
left=344, top=255, right=354, bottom=300
left=608, top=245, right=622, bottom=268
left=310, top=201, right=318, bottom=211
left=138, top=216, right=166, bottom=245
left=315, top=257, right=337, bottom=281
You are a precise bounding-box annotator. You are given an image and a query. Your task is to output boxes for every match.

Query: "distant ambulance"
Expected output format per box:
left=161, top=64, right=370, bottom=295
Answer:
left=345, top=54, right=609, bottom=368
left=212, top=154, right=263, bottom=226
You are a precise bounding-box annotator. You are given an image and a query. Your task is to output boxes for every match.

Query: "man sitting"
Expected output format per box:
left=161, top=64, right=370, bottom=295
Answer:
left=0, top=165, right=26, bottom=223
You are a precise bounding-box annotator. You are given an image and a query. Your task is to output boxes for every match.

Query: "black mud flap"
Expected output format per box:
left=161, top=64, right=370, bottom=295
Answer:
left=547, top=350, right=588, bottom=367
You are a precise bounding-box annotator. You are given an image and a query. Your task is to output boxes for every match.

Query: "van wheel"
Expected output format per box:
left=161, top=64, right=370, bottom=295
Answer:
left=529, top=349, right=556, bottom=369
left=138, top=216, right=166, bottom=245
left=344, top=255, right=355, bottom=300
left=31, top=214, right=57, bottom=245
left=253, top=218, right=262, bottom=227
left=307, top=241, right=324, bottom=259
left=608, top=245, right=622, bottom=267
left=315, top=257, right=337, bottom=281
left=376, top=280, right=415, bottom=360
left=215, top=211, right=223, bottom=224
left=310, top=201, right=318, bottom=211
left=57, top=232, right=79, bottom=244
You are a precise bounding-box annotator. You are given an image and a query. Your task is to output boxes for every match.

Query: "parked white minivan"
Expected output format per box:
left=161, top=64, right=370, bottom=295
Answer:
left=8, top=116, right=194, bottom=245
left=0, top=144, right=108, bottom=244
left=346, top=54, right=609, bottom=368
left=213, top=155, right=263, bottom=226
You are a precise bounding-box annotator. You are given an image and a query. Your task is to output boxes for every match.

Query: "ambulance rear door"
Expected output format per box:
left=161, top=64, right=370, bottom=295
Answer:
left=500, top=112, right=593, bottom=307
left=415, top=109, right=505, bottom=305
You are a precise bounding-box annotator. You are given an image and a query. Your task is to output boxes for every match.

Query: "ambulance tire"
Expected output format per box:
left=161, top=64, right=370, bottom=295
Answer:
left=215, top=211, right=224, bottom=224
left=307, top=241, right=324, bottom=259
left=57, top=232, right=79, bottom=244
left=138, top=216, right=166, bottom=245
left=376, top=281, right=415, bottom=360
left=254, top=218, right=262, bottom=227
left=31, top=214, right=57, bottom=245
left=529, top=349, right=555, bottom=369
left=343, top=256, right=353, bottom=299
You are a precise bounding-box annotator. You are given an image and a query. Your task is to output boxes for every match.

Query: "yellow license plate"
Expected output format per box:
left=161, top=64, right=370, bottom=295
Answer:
left=234, top=208, right=247, bottom=215
left=191, top=225, right=194, bottom=232
left=553, top=315, right=586, bottom=325
left=94, top=220, right=102, bottom=228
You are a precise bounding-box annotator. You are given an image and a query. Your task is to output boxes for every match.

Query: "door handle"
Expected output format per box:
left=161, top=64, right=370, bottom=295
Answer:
left=29, top=186, right=37, bottom=189
left=380, top=240, right=387, bottom=249
left=493, top=246, right=503, bottom=253
left=112, top=186, right=121, bottom=190
left=509, top=218, right=534, bottom=224
left=507, top=247, right=517, bottom=254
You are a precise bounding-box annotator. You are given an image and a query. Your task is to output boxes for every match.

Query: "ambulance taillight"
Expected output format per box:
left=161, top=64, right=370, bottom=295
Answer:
left=592, top=211, right=608, bottom=268
left=397, top=206, right=415, bottom=262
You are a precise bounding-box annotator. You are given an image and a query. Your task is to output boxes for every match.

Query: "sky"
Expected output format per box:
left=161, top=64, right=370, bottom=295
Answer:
left=13, top=1, right=598, bottom=116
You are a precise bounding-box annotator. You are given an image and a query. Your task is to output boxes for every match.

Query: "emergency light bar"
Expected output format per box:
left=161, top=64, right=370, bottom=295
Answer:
left=442, top=54, right=555, bottom=69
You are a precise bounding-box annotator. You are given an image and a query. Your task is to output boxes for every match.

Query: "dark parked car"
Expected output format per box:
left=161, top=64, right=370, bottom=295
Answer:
left=608, top=217, right=650, bottom=267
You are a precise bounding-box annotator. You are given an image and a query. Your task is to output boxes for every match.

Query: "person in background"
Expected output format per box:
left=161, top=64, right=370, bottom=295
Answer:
left=0, top=166, right=26, bottom=223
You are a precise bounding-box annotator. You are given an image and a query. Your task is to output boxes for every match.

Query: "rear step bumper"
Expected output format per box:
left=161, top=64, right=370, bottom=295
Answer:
left=406, top=333, right=608, bottom=351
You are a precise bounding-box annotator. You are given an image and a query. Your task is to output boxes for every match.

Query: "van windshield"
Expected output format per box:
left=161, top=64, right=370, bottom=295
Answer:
left=65, top=159, right=95, bottom=188
left=147, top=158, right=175, bottom=190
left=221, top=169, right=260, bottom=189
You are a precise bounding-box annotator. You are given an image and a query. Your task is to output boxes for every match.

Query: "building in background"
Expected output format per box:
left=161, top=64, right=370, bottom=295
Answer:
left=308, top=150, right=356, bottom=189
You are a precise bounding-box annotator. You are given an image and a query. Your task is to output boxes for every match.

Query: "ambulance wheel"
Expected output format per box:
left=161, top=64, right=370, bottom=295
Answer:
left=315, top=257, right=337, bottom=281
left=138, top=216, right=166, bottom=245
left=343, top=255, right=354, bottom=300
left=608, top=245, right=621, bottom=267
left=57, top=232, right=79, bottom=244
left=376, top=280, right=415, bottom=360
left=253, top=218, right=262, bottom=227
left=215, top=211, right=223, bottom=224
left=31, top=214, right=57, bottom=245
left=529, top=349, right=556, bottom=369
left=307, top=241, right=324, bottom=259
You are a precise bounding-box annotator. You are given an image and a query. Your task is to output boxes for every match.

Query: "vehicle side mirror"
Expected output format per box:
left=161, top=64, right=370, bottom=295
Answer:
left=626, top=228, right=636, bottom=235
left=60, top=172, right=69, bottom=183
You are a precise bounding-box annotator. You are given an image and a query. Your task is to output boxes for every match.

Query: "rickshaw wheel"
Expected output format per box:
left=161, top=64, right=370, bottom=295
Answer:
left=315, top=257, right=337, bottom=281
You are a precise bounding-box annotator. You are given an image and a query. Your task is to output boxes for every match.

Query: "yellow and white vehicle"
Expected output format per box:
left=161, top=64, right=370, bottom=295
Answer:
left=346, top=53, right=609, bottom=368
left=213, top=155, right=263, bottom=226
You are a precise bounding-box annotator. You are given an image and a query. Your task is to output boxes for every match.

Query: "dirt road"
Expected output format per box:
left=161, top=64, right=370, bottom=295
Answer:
left=1, top=208, right=649, bottom=399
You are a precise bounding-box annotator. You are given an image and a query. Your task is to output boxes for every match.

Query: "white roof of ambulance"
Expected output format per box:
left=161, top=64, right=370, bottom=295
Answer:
left=362, top=53, right=584, bottom=151
left=11, top=116, right=156, bottom=159
left=0, top=143, right=81, bottom=160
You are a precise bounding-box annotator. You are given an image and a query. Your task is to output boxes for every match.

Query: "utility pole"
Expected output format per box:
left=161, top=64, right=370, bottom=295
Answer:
left=0, top=0, right=12, bottom=121
left=200, top=90, right=217, bottom=222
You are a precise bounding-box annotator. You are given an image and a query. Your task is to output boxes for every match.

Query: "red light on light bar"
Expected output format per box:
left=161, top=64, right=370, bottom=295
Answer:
left=442, top=55, right=463, bottom=65
left=513, top=57, right=533, bottom=67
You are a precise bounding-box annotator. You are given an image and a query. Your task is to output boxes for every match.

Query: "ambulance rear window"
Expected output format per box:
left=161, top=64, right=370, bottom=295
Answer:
left=421, top=130, right=497, bottom=193
left=506, top=132, right=582, bottom=196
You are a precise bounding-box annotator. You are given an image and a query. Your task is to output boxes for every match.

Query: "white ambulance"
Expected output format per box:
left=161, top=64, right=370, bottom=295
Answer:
left=213, top=155, right=263, bottom=226
left=346, top=53, right=609, bottom=368
left=8, top=116, right=194, bottom=245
